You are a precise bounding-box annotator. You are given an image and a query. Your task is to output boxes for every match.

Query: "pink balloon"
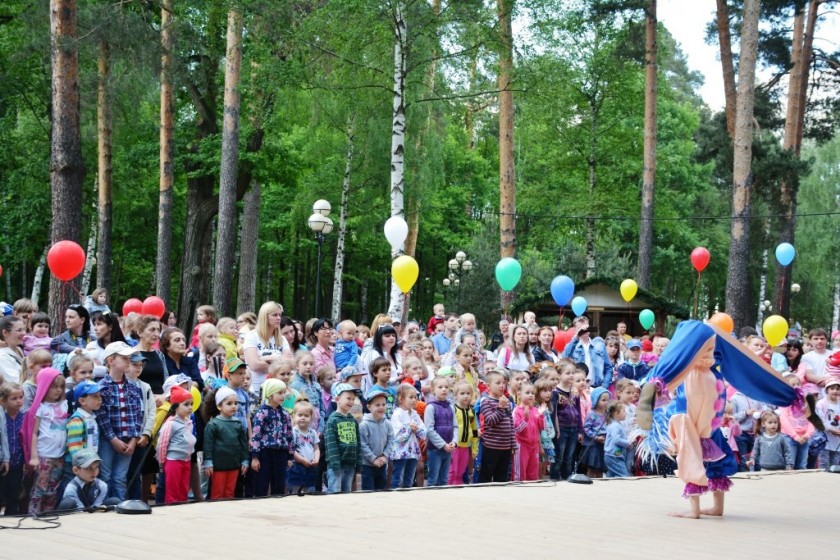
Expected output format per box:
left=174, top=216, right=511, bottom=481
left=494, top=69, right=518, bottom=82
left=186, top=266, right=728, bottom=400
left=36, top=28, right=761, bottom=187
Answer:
left=141, top=296, right=166, bottom=319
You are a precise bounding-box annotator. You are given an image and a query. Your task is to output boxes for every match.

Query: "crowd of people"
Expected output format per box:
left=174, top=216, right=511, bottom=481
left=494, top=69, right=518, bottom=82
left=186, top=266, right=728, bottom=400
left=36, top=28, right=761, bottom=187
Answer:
left=0, top=293, right=838, bottom=516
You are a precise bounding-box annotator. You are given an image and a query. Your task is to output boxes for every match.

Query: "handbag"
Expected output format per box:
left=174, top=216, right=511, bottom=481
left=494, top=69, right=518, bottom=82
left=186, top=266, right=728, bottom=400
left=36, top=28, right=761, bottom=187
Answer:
left=808, top=431, right=828, bottom=457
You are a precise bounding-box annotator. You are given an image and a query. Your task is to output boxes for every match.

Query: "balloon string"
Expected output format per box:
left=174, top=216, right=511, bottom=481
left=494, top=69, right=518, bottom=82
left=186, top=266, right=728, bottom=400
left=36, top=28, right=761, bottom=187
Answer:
left=778, top=272, right=785, bottom=317
left=693, top=272, right=702, bottom=319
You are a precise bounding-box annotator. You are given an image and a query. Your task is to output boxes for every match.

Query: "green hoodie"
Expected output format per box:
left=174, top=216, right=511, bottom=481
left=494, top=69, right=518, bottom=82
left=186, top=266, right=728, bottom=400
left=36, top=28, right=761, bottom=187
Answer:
left=203, top=415, right=249, bottom=470
left=325, top=410, right=361, bottom=471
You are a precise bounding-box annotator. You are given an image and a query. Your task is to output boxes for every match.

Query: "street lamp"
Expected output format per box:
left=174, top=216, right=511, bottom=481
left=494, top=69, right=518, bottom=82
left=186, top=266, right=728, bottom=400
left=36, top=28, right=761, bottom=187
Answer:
left=446, top=251, right=472, bottom=311
left=790, top=283, right=801, bottom=324
left=308, top=200, right=333, bottom=317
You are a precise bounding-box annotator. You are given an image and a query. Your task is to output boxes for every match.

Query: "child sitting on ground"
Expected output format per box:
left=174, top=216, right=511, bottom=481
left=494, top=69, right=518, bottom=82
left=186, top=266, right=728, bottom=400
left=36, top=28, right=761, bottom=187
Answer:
left=57, top=449, right=112, bottom=511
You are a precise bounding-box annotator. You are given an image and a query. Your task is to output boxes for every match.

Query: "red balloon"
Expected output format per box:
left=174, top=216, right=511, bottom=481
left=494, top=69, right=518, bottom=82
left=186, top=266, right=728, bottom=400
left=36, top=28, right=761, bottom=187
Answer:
left=0, top=265, right=3, bottom=277
left=122, top=298, right=143, bottom=315
left=141, top=296, right=166, bottom=319
left=690, top=247, right=711, bottom=273
left=47, top=240, right=86, bottom=281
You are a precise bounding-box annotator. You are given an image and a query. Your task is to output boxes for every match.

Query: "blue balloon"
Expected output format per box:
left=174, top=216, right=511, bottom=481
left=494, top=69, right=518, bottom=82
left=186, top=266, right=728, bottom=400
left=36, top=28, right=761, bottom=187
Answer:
left=550, top=275, right=575, bottom=307
left=775, top=243, right=795, bottom=266
left=571, top=296, right=588, bottom=317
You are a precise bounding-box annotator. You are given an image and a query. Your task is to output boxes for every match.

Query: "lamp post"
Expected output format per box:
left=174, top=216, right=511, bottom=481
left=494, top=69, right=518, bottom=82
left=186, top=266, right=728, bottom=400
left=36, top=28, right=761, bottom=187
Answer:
left=308, top=199, right=333, bottom=317
left=447, top=250, right=472, bottom=311
left=790, top=283, right=800, bottom=325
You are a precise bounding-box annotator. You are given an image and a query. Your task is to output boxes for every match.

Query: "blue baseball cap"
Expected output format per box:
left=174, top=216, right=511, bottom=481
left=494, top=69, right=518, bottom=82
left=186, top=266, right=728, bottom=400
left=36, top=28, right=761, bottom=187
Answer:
left=331, top=382, right=357, bottom=399
left=74, top=380, right=101, bottom=401
left=627, top=339, right=642, bottom=350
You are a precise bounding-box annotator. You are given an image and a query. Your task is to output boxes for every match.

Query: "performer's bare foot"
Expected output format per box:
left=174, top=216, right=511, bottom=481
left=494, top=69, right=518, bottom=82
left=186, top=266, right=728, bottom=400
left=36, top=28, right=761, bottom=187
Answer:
left=668, top=496, right=700, bottom=519
left=699, top=507, right=723, bottom=516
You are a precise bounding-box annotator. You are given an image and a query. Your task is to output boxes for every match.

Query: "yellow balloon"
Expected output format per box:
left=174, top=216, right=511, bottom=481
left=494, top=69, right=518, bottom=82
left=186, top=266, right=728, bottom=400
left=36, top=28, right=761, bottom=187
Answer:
left=392, top=255, right=419, bottom=294
left=762, top=315, right=789, bottom=347
left=620, top=279, right=638, bottom=303
left=190, top=385, right=202, bottom=413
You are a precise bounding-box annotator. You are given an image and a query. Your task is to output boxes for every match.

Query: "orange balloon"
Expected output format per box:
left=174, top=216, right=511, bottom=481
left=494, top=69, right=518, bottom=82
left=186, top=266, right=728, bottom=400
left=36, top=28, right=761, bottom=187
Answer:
left=708, top=312, right=734, bottom=334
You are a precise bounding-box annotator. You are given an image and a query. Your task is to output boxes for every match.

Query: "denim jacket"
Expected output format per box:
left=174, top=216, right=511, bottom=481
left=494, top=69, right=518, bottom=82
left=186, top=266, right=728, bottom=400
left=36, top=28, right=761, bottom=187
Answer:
left=562, top=336, right=613, bottom=389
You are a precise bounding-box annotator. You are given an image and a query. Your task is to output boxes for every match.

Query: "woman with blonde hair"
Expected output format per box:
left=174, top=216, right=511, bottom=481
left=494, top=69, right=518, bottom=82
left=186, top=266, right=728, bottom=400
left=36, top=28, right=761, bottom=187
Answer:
left=243, top=301, right=293, bottom=392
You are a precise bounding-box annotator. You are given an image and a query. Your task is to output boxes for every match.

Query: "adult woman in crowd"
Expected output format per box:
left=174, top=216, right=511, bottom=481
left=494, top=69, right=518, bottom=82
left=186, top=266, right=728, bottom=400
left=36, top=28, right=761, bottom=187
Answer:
left=161, top=310, right=178, bottom=328
left=280, top=316, right=304, bottom=353
left=359, top=323, right=402, bottom=393
left=310, top=318, right=335, bottom=371
left=0, top=315, right=25, bottom=384
left=51, top=303, right=94, bottom=354
left=532, top=326, right=560, bottom=364
left=243, top=301, right=293, bottom=392
left=605, top=336, right=623, bottom=370
left=497, top=324, right=534, bottom=372
left=136, top=315, right=167, bottom=399
left=86, top=311, right=128, bottom=378
left=161, top=328, right=203, bottom=390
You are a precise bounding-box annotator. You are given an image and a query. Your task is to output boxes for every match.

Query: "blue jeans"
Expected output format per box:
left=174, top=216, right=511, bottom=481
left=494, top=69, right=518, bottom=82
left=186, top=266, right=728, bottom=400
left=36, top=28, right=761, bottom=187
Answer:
left=98, top=438, right=133, bottom=500
left=551, top=427, right=579, bottom=480
left=327, top=465, right=355, bottom=494
left=735, top=432, right=755, bottom=472
left=785, top=435, right=809, bottom=470
left=391, top=458, right=417, bottom=489
left=605, top=454, right=629, bottom=478
left=425, top=448, right=452, bottom=487
left=361, top=465, right=388, bottom=491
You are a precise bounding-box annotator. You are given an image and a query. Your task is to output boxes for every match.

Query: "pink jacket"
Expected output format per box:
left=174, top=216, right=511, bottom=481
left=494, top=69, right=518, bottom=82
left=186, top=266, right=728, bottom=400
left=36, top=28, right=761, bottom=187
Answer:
left=513, top=405, right=545, bottom=446
left=778, top=405, right=815, bottom=441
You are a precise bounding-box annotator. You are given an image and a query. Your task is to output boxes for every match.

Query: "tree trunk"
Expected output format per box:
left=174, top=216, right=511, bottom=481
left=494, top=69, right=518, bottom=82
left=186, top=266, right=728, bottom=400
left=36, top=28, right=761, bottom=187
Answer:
left=31, top=246, right=48, bottom=305
left=724, top=0, right=760, bottom=331
left=156, top=0, right=175, bottom=306
left=49, top=0, right=86, bottom=329
left=832, top=280, right=840, bottom=335
left=386, top=1, right=408, bottom=320
left=637, top=0, right=657, bottom=289
left=81, top=212, right=96, bottom=298
left=773, top=0, right=818, bottom=320
left=585, top=116, right=597, bottom=279
left=756, top=218, right=770, bottom=329
left=96, top=40, right=112, bottom=294
left=331, top=127, right=354, bottom=321
left=213, top=9, right=243, bottom=317
left=176, top=181, right=217, bottom=332
left=715, top=0, right=737, bottom=139
left=498, top=0, right=516, bottom=305
left=236, top=180, right=260, bottom=316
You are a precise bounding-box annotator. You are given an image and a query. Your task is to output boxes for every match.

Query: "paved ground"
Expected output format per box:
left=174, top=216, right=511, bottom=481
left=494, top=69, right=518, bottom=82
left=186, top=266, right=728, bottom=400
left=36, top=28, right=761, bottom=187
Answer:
left=1, top=470, right=833, bottom=559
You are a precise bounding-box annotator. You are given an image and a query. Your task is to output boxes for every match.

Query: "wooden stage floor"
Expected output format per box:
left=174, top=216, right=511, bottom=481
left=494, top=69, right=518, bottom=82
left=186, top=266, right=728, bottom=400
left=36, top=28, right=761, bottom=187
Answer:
left=2, top=470, right=834, bottom=559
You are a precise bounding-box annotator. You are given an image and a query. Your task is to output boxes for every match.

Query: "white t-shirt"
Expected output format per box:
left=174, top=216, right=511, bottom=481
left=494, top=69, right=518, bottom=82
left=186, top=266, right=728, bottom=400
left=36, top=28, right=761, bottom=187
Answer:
left=496, top=347, right=534, bottom=372
left=802, top=350, right=829, bottom=379
left=243, top=331, right=290, bottom=391
left=37, top=401, right=68, bottom=459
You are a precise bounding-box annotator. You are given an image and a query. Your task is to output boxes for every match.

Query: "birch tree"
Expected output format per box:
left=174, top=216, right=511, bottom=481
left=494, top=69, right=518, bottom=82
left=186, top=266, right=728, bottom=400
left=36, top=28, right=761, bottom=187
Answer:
left=637, top=0, right=657, bottom=289
left=156, top=0, right=175, bottom=306
left=96, top=40, right=112, bottom=293
left=331, top=125, right=354, bottom=321
left=498, top=0, right=517, bottom=271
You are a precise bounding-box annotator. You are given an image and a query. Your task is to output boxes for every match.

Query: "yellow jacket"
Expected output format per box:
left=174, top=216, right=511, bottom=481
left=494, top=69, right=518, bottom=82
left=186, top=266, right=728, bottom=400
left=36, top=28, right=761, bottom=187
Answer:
left=219, top=333, right=238, bottom=360
left=454, top=404, right=478, bottom=454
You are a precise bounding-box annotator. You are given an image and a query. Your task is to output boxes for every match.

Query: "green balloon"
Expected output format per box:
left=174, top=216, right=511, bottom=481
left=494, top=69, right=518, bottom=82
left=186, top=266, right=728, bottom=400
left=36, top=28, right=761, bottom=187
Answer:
left=639, top=309, right=655, bottom=330
left=495, top=257, right=522, bottom=291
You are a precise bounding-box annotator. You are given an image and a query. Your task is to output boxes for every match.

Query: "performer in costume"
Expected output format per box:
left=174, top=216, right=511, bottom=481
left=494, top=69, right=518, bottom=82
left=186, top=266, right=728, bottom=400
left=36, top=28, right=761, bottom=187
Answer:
left=636, top=321, right=816, bottom=519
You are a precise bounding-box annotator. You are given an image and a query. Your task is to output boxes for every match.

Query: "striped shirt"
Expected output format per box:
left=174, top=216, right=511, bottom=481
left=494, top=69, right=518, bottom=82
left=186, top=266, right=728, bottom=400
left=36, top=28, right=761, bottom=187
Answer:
left=65, top=409, right=99, bottom=460
left=479, top=397, right=515, bottom=450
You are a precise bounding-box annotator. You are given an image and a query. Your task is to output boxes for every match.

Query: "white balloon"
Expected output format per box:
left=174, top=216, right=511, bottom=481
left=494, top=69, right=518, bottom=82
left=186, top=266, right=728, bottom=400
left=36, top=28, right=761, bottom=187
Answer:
left=384, top=216, right=408, bottom=251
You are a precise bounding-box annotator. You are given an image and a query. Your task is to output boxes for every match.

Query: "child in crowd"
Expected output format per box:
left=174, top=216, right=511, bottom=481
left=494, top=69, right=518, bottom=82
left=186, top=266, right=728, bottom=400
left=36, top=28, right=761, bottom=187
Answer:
left=369, top=358, right=397, bottom=419
left=22, top=313, right=52, bottom=356
left=778, top=375, right=813, bottom=470
left=22, top=367, right=67, bottom=514
left=749, top=410, right=794, bottom=471
left=573, top=366, right=592, bottom=420
left=815, top=376, right=840, bottom=469
left=337, top=367, right=366, bottom=422
left=604, top=401, right=629, bottom=478
left=1, top=383, right=25, bottom=515
left=250, top=379, right=294, bottom=497
left=534, top=377, right=556, bottom=471
left=426, top=303, right=446, bottom=335
left=190, top=304, right=217, bottom=350
left=389, top=384, right=426, bottom=488
left=449, top=381, right=478, bottom=485
left=21, top=349, right=52, bottom=413
left=616, top=339, right=649, bottom=382
left=216, top=317, right=239, bottom=360
left=224, top=358, right=252, bottom=439
left=84, top=288, right=111, bottom=319
left=202, top=386, right=249, bottom=500
left=95, top=342, right=144, bottom=501
left=615, top=379, right=638, bottom=474
left=268, top=358, right=299, bottom=413
left=288, top=400, right=320, bottom=495
left=334, top=320, right=359, bottom=371
left=57, top=449, right=110, bottom=511
left=479, top=372, right=515, bottom=483
left=317, top=366, right=335, bottom=418
left=201, top=342, right=227, bottom=381
left=65, top=354, right=95, bottom=415
left=424, top=377, right=456, bottom=487
left=64, top=381, right=102, bottom=486
left=453, top=344, right=480, bottom=398
left=581, top=387, right=610, bottom=479
left=290, top=351, right=325, bottom=433
left=720, top=402, right=742, bottom=463
left=360, top=389, right=394, bottom=491
left=551, top=363, right=583, bottom=481
left=125, top=353, right=155, bottom=501
left=513, top=383, right=546, bottom=482
left=325, top=383, right=362, bottom=494
left=157, top=386, right=197, bottom=503
left=401, top=356, right=426, bottom=398
left=12, top=298, right=38, bottom=332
